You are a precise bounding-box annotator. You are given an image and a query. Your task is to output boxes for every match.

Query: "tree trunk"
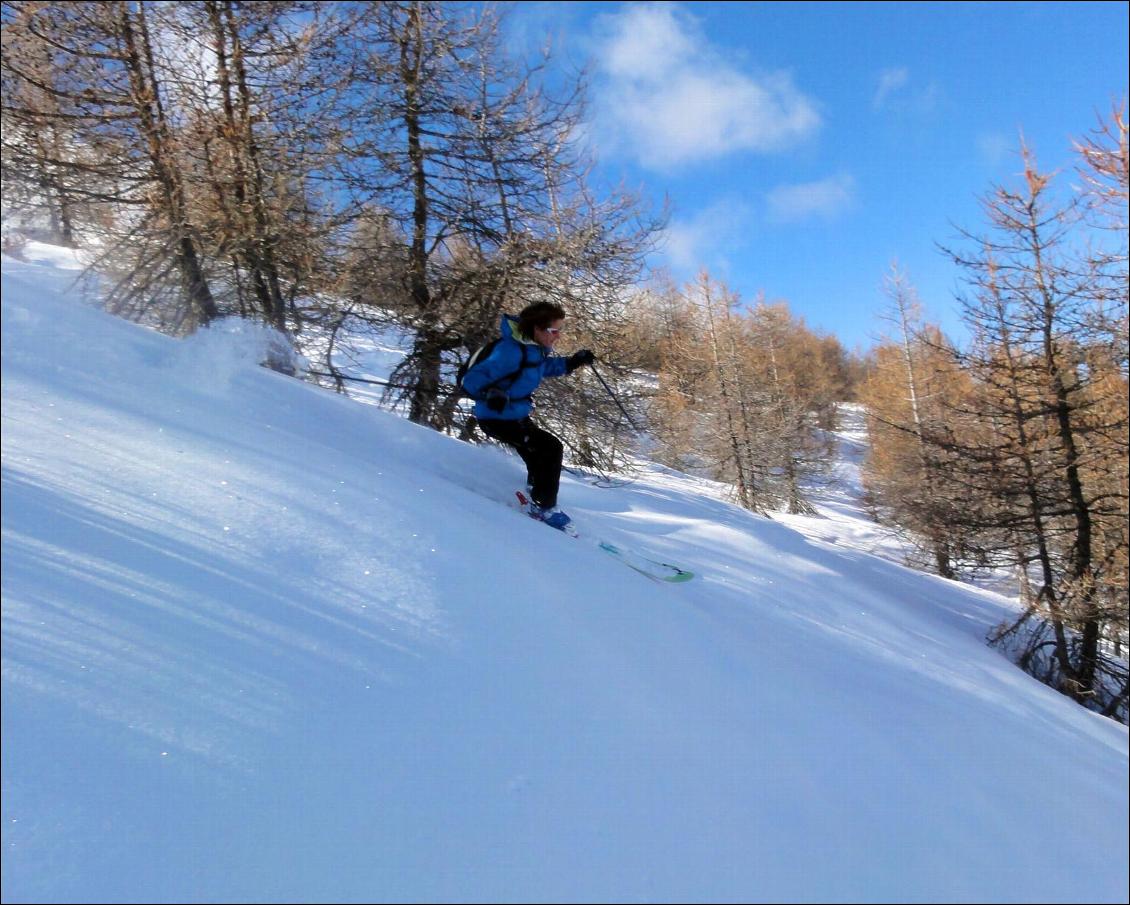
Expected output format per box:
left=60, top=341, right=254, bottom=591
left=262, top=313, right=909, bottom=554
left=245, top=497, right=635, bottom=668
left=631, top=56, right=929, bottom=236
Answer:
left=403, top=5, right=436, bottom=425
left=117, top=1, right=218, bottom=328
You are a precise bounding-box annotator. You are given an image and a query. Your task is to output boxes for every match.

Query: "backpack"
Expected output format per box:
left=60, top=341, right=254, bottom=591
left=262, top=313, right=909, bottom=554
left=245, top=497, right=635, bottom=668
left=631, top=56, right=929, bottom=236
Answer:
left=456, top=338, right=532, bottom=400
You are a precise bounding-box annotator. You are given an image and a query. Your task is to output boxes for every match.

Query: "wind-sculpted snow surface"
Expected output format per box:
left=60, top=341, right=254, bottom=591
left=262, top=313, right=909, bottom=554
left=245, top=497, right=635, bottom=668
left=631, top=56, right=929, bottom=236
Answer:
left=2, top=246, right=1127, bottom=903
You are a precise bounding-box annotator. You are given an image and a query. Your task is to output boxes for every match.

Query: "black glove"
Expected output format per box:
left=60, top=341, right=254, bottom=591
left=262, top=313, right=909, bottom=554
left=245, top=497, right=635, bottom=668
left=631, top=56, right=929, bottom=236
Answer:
left=485, top=387, right=508, bottom=413
left=566, top=349, right=595, bottom=373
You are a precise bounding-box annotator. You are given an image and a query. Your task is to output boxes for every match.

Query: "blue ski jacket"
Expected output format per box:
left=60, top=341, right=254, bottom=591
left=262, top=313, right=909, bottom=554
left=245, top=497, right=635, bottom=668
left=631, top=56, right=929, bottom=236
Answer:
left=462, top=314, right=568, bottom=421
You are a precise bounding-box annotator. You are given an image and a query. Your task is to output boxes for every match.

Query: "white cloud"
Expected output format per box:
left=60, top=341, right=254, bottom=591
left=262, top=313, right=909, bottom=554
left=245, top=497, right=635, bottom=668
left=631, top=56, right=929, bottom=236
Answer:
left=662, top=198, right=756, bottom=275
left=976, top=131, right=1013, bottom=166
left=593, top=3, right=821, bottom=170
left=872, top=68, right=943, bottom=117
left=767, top=174, right=856, bottom=224
left=873, top=67, right=910, bottom=110
left=601, top=2, right=697, bottom=81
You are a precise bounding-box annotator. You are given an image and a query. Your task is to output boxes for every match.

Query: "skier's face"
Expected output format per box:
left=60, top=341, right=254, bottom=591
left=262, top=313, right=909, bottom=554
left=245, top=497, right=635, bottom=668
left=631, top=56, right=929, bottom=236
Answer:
left=535, top=319, right=564, bottom=349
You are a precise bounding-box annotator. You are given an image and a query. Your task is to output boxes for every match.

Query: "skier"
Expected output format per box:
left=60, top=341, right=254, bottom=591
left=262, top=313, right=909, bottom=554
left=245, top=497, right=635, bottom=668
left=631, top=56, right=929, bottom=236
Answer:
left=462, top=302, right=594, bottom=530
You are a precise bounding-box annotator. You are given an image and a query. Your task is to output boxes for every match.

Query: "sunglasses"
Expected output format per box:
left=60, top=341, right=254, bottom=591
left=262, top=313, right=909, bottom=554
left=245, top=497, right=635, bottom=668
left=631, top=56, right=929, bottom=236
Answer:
left=542, top=327, right=563, bottom=336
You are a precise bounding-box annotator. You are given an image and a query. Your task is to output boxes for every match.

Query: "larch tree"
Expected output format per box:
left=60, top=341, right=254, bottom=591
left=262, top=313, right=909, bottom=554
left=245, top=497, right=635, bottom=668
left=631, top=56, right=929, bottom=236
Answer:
left=341, top=0, right=658, bottom=433
left=1, top=0, right=221, bottom=330
left=859, top=265, right=970, bottom=578
left=940, top=145, right=1126, bottom=716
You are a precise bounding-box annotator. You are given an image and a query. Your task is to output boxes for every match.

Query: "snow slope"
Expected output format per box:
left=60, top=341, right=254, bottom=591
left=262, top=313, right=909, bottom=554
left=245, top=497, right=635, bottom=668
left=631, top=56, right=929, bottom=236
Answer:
left=2, top=246, right=1127, bottom=904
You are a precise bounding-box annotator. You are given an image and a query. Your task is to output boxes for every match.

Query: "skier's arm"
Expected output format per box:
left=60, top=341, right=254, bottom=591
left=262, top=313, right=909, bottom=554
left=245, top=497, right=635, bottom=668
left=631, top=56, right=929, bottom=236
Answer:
left=542, top=355, right=569, bottom=379
left=547, top=349, right=594, bottom=379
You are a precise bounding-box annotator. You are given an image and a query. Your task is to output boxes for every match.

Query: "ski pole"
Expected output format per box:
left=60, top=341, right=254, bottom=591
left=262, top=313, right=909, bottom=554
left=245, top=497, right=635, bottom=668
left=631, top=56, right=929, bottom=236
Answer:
left=588, top=360, right=643, bottom=433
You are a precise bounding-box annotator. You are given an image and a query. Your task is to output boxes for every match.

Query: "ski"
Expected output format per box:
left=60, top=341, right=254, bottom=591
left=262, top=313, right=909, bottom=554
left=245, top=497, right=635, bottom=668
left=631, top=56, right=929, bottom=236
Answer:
left=595, top=540, right=695, bottom=583
left=513, top=491, right=694, bottom=583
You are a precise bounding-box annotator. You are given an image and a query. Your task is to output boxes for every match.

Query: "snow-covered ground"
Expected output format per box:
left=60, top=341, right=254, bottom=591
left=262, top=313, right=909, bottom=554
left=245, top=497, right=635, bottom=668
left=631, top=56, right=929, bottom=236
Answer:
left=2, top=243, right=1127, bottom=904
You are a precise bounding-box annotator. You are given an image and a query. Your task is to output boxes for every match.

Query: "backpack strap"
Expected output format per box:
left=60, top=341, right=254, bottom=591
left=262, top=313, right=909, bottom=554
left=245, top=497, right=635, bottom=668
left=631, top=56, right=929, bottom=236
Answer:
left=463, top=339, right=537, bottom=401
left=478, top=342, right=533, bottom=400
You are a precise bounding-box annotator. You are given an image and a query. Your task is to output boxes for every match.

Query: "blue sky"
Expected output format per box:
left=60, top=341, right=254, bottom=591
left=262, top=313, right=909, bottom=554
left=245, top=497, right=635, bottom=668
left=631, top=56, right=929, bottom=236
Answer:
left=506, top=1, right=1129, bottom=351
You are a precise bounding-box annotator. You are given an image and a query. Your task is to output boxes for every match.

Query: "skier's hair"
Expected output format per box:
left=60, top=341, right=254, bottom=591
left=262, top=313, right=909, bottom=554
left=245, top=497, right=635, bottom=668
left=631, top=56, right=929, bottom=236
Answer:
left=517, top=302, right=566, bottom=338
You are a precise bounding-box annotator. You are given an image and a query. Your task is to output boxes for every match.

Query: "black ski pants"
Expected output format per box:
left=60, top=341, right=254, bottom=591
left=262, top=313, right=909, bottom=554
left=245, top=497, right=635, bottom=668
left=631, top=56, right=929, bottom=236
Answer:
left=477, top=416, right=563, bottom=509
